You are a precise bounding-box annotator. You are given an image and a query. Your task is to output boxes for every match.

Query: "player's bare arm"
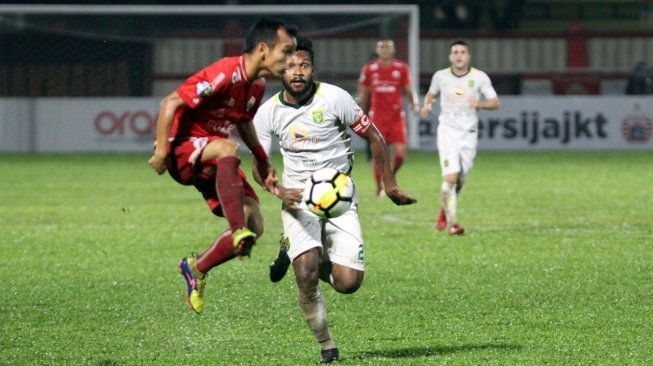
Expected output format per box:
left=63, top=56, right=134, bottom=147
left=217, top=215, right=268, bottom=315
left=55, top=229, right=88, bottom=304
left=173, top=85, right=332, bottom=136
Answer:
left=356, top=85, right=371, bottom=112
left=420, top=92, right=438, bottom=118
left=237, top=121, right=278, bottom=193
left=404, top=84, right=419, bottom=114
left=148, top=91, right=185, bottom=174
left=469, top=96, right=500, bottom=110
left=363, top=124, right=416, bottom=205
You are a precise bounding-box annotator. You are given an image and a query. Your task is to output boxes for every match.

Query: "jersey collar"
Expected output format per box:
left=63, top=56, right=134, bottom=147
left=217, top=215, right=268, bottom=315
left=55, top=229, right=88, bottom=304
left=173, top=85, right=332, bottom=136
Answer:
left=239, top=55, right=252, bottom=83
left=449, top=66, right=473, bottom=78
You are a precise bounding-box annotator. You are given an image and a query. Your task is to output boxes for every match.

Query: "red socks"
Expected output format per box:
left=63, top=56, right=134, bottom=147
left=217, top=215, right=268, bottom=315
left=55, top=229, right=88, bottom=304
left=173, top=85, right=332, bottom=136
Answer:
left=215, top=156, right=245, bottom=232
left=196, top=229, right=236, bottom=273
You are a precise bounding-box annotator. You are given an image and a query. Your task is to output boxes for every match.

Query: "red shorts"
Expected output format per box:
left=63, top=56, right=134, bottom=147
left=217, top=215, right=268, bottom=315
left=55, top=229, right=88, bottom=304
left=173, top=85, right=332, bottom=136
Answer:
left=369, top=112, right=407, bottom=144
left=166, top=136, right=259, bottom=216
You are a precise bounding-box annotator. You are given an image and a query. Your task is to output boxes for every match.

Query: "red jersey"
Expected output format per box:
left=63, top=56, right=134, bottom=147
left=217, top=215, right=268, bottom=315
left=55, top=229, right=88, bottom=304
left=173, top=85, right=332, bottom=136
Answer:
left=358, top=59, right=411, bottom=125
left=172, top=55, right=266, bottom=139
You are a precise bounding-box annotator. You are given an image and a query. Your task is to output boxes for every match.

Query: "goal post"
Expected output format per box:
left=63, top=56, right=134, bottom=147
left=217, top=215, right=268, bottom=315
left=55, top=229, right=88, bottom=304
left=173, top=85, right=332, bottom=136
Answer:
left=0, top=4, right=420, bottom=148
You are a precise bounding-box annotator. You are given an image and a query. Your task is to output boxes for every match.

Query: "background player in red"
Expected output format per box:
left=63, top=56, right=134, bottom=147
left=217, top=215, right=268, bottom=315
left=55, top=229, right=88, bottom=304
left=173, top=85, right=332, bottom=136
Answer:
left=148, top=19, right=296, bottom=314
left=357, top=38, right=420, bottom=198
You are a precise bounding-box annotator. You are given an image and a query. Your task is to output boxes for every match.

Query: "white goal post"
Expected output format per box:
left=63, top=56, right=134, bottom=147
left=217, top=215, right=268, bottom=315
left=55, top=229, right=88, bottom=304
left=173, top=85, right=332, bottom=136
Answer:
left=0, top=4, right=420, bottom=148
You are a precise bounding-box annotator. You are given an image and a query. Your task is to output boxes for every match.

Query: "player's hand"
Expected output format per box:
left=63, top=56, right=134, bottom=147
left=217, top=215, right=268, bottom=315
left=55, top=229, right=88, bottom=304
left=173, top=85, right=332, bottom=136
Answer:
left=148, top=152, right=167, bottom=175
left=385, top=186, right=417, bottom=206
left=412, top=103, right=420, bottom=115
left=276, top=186, right=304, bottom=210
left=255, top=159, right=278, bottom=193
left=419, top=104, right=432, bottom=118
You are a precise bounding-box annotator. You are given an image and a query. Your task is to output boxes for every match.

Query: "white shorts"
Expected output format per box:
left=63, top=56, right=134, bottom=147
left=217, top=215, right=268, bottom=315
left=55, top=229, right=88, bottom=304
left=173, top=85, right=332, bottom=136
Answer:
left=436, top=123, right=478, bottom=178
left=281, top=191, right=364, bottom=271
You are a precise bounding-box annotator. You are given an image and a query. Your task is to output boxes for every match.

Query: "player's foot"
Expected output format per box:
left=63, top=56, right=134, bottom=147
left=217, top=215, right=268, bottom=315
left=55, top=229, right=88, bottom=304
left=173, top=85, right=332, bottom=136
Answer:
left=449, top=224, right=465, bottom=235
left=436, top=208, right=447, bottom=231
left=269, top=234, right=290, bottom=283
left=320, top=348, right=340, bottom=363
left=232, top=227, right=257, bottom=257
left=376, top=190, right=386, bottom=199
left=178, top=256, right=206, bottom=314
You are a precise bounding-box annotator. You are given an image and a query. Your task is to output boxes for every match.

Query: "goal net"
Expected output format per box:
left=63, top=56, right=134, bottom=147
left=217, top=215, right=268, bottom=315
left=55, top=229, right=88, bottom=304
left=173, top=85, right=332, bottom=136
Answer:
left=0, top=5, right=418, bottom=94
left=0, top=4, right=420, bottom=148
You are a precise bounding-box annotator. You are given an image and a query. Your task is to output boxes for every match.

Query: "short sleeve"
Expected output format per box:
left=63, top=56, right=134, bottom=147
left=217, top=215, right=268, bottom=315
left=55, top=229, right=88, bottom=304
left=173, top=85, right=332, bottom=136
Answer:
left=427, top=72, right=441, bottom=96
left=335, top=88, right=372, bottom=137
left=479, top=72, right=498, bottom=100
left=176, top=62, right=230, bottom=109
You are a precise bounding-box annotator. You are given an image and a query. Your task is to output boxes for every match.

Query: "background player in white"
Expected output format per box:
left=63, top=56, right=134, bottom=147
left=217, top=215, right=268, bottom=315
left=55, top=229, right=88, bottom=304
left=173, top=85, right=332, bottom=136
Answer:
left=420, top=39, right=500, bottom=235
left=253, top=36, right=416, bottom=363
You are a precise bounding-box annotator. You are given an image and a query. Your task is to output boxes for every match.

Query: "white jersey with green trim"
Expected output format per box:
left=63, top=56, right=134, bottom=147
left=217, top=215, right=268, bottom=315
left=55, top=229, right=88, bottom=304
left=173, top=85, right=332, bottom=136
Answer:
left=254, top=82, right=366, bottom=189
left=427, top=67, right=497, bottom=131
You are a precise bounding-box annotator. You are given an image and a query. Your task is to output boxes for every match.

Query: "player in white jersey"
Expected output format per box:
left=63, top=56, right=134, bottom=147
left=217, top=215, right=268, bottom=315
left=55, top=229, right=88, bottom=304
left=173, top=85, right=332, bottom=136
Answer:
left=253, top=36, right=415, bottom=363
left=420, top=39, right=500, bottom=235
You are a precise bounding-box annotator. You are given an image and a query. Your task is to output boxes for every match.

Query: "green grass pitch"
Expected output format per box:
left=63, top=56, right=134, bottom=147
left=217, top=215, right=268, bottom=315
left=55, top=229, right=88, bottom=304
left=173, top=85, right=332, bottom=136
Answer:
left=1, top=150, right=651, bottom=365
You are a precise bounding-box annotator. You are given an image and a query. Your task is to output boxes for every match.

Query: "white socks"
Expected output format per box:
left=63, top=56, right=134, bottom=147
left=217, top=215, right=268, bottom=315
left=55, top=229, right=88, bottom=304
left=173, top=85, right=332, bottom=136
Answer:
left=441, top=181, right=457, bottom=225
left=298, top=286, right=337, bottom=350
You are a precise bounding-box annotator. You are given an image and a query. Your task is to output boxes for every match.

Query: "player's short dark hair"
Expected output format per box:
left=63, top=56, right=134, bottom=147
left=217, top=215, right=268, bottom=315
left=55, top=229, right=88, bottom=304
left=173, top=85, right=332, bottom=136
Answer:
left=242, top=18, right=298, bottom=54
left=295, top=36, right=314, bottom=64
left=450, top=39, right=470, bottom=50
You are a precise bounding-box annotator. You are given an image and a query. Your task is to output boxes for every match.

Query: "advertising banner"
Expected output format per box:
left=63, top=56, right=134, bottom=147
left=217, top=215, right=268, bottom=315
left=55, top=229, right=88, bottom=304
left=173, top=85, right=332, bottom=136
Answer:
left=417, top=96, right=653, bottom=150
left=1, top=96, right=652, bottom=152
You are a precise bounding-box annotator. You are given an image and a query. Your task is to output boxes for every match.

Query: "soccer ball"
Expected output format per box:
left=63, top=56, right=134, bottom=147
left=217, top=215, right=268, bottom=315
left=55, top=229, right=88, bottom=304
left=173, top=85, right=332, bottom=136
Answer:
left=303, top=167, right=355, bottom=218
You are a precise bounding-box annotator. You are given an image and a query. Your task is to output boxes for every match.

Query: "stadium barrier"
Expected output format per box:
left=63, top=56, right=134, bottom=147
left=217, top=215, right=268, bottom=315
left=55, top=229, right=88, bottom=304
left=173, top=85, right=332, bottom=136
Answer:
left=0, top=96, right=651, bottom=153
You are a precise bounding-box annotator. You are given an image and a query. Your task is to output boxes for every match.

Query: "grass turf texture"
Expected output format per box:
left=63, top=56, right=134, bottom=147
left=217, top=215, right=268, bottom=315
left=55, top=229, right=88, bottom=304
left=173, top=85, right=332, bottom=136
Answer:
left=0, top=151, right=651, bottom=365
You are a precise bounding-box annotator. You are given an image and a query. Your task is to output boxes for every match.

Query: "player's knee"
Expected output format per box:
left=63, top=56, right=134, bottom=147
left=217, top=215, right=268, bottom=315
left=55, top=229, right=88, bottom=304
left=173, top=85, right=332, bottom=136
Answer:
left=441, top=180, right=456, bottom=195
left=203, top=139, right=239, bottom=160
left=295, top=266, right=320, bottom=291
left=333, top=281, right=361, bottom=294
left=332, top=269, right=364, bottom=294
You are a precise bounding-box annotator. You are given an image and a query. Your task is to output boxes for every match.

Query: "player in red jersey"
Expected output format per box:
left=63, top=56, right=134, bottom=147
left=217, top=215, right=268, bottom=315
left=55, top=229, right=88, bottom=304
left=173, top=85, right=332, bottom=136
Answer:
left=357, top=38, right=420, bottom=198
left=148, top=19, right=297, bottom=314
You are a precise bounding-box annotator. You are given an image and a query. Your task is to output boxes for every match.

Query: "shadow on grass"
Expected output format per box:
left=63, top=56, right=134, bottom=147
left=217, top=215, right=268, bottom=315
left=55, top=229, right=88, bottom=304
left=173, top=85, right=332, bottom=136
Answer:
left=352, top=343, right=522, bottom=361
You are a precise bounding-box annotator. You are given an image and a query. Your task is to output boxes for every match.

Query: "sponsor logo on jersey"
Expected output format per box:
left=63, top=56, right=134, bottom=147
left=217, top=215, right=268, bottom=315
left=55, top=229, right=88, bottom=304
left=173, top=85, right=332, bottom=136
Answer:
left=196, top=73, right=226, bottom=99
left=392, top=70, right=401, bottom=79
left=192, top=137, right=209, bottom=149
left=312, top=108, right=325, bottom=124
left=290, top=122, right=309, bottom=141
left=374, top=85, right=397, bottom=93
left=196, top=81, right=212, bottom=97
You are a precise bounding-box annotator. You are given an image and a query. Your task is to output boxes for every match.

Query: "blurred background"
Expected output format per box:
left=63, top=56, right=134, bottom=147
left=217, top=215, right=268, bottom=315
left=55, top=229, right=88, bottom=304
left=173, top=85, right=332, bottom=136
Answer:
left=1, top=1, right=652, bottom=152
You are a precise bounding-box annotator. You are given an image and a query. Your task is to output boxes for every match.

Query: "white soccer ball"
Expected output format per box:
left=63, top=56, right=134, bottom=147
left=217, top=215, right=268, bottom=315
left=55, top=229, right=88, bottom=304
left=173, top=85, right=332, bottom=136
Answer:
left=303, top=167, right=355, bottom=218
